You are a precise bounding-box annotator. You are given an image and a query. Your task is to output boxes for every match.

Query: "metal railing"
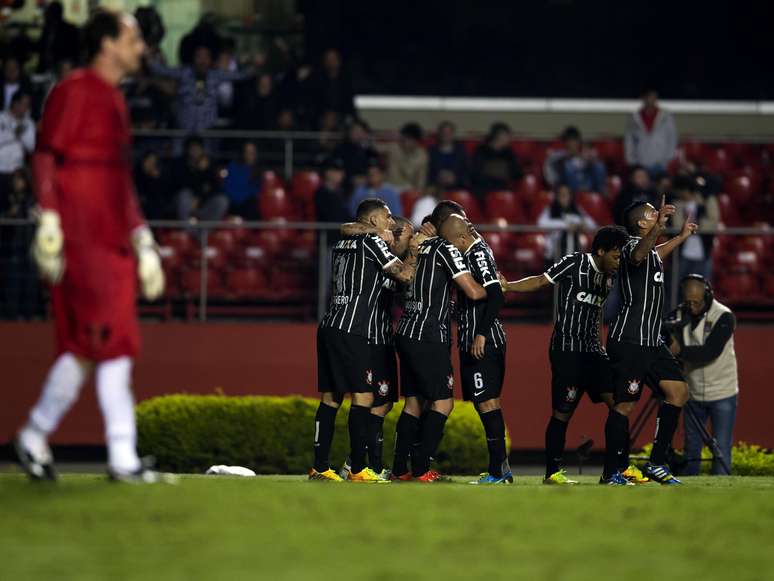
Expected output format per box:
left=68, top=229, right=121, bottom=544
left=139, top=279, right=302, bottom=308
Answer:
left=1, top=218, right=772, bottom=322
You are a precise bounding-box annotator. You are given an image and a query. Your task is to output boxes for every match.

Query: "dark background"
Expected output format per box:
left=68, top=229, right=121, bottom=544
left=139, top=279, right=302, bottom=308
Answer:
left=303, top=0, right=772, bottom=99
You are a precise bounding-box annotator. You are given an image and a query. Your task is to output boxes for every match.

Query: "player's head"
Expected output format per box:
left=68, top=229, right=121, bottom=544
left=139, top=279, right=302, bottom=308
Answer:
left=682, top=275, right=713, bottom=317
left=624, top=201, right=658, bottom=236
left=430, top=200, right=466, bottom=230
left=84, top=9, right=145, bottom=76
left=591, top=225, right=629, bottom=274
left=391, top=216, right=415, bottom=258
left=439, top=213, right=476, bottom=253
left=356, top=198, right=395, bottom=231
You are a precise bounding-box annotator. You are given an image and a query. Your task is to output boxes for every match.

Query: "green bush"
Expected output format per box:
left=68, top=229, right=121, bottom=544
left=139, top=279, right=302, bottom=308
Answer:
left=636, top=442, right=774, bottom=476
left=136, top=395, right=509, bottom=474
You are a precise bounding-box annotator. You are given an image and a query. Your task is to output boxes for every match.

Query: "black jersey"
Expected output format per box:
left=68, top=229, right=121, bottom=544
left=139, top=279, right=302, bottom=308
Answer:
left=320, top=233, right=399, bottom=338
left=457, top=238, right=506, bottom=351
left=545, top=252, right=613, bottom=352
left=371, top=276, right=398, bottom=346
left=396, top=236, right=469, bottom=344
left=608, top=237, right=665, bottom=347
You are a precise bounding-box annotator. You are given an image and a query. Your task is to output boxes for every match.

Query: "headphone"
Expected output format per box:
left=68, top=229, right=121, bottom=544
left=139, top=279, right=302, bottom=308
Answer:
left=680, top=273, right=714, bottom=308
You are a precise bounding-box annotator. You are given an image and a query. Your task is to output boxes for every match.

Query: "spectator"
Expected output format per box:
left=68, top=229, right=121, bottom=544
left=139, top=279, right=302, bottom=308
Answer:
left=613, top=165, right=657, bottom=225
left=668, top=276, right=738, bottom=476
left=0, top=92, right=35, bottom=188
left=1, top=168, right=40, bottom=319
left=471, top=122, right=522, bottom=197
left=312, top=109, right=343, bottom=166
left=179, top=13, right=222, bottom=66
left=428, top=121, right=469, bottom=190
left=171, top=137, right=229, bottom=223
left=310, top=48, right=355, bottom=120
left=349, top=158, right=402, bottom=217
left=332, top=118, right=379, bottom=187
left=544, top=126, right=607, bottom=194
left=134, top=152, right=175, bottom=220
left=380, top=122, right=428, bottom=192
left=0, top=57, right=33, bottom=110
left=36, top=2, right=80, bottom=74
left=624, top=89, right=678, bottom=176
left=215, top=37, right=239, bottom=117
left=537, top=184, right=596, bottom=262
left=234, top=73, right=279, bottom=131
left=315, top=157, right=351, bottom=247
left=671, top=175, right=719, bottom=281
left=223, top=141, right=262, bottom=219
left=148, top=45, right=255, bottom=134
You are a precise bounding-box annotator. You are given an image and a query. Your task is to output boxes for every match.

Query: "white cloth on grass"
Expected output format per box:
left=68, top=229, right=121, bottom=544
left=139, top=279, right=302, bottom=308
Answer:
left=206, top=465, right=257, bottom=477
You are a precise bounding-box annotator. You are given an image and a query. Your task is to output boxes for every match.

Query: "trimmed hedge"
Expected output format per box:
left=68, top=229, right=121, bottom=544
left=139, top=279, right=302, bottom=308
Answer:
left=637, top=442, right=774, bottom=476
left=136, top=395, right=510, bottom=474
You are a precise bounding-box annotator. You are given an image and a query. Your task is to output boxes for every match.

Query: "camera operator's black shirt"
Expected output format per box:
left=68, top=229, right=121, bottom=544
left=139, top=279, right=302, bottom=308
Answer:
left=608, top=237, right=665, bottom=347
left=545, top=252, right=612, bottom=353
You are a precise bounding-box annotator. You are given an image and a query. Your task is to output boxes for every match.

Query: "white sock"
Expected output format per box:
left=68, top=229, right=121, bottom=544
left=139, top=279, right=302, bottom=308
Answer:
left=21, top=353, right=88, bottom=455
left=96, top=356, right=141, bottom=473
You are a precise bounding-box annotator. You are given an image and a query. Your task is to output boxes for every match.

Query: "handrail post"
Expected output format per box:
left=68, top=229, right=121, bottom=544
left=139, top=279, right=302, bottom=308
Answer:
left=284, top=137, right=293, bottom=181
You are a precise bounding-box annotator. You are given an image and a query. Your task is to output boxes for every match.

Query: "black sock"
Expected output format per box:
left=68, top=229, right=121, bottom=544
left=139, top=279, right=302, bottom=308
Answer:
left=603, top=410, right=629, bottom=479
left=480, top=409, right=508, bottom=477
left=413, top=410, right=448, bottom=477
left=313, top=402, right=338, bottom=472
left=650, top=402, right=682, bottom=466
left=393, top=412, right=420, bottom=476
left=545, top=416, right=568, bottom=478
left=618, top=426, right=631, bottom=473
left=367, top=414, right=386, bottom=473
left=348, top=404, right=371, bottom=473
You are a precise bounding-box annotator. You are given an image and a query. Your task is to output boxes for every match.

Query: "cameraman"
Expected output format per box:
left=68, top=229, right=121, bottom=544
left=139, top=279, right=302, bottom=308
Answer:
left=667, top=275, right=738, bottom=475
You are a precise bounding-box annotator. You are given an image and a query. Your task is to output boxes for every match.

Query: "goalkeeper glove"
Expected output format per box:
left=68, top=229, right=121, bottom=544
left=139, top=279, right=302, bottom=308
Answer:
left=132, top=226, right=165, bottom=300
left=32, top=209, right=65, bottom=284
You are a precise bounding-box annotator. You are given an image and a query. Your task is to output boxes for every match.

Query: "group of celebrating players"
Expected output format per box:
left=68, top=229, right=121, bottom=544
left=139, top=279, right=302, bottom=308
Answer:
left=10, top=8, right=699, bottom=487
left=311, top=192, right=698, bottom=485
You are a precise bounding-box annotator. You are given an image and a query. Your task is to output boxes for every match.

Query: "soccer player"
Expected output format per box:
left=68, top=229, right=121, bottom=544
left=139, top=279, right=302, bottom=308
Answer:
left=14, top=10, right=166, bottom=482
left=311, top=199, right=424, bottom=482
left=500, top=226, right=637, bottom=485
left=393, top=210, right=487, bottom=482
left=603, top=197, right=697, bottom=485
left=439, top=214, right=511, bottom=484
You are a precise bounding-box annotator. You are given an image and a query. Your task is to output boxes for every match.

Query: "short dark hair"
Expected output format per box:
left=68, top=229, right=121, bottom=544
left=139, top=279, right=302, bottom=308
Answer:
left=624, top=201, right=652, bottom=235
left=561, top=125, right=581, bottom=142
left=83, top=9, right=123, bottom=62
left=10, top=91, right=30, bottom=106
left=430, top=200, right=465, bottom=229
left=591, top=225, right=629, bottom=254
left=393, top=215, right=412, bottom=229
left=421, top=214, right=433, bottom=225
left=356, top=198, right=388, bottom=221
left=400, top=122, right=423, bottom=142
left=184, top=135, right=204, bottom=151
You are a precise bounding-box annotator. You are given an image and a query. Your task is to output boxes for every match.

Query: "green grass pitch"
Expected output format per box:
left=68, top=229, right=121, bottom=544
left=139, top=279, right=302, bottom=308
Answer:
left=1, top=474, right=773, bottom=581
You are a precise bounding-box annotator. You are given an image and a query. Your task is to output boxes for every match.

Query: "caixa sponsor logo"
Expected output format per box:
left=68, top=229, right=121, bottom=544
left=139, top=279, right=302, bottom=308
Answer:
left=575, top=291, right=603, bottom=306
left=654, top=272, right=664, bottom=283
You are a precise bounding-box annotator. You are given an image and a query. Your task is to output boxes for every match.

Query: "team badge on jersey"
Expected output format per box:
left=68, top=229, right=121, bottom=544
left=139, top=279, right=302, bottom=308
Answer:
left=565, top=386, right=578, bottom=402
left=366, top=369, right=373, bottom=385
left=447, top=374, right=454, bottom=390
left=377, top=380, right=390, bottom=396
left=627, top=379, right=641, bottom=395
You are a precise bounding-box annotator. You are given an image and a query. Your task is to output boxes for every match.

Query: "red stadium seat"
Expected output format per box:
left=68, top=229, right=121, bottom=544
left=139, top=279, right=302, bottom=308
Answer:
left=511, top=233, right=546, bottom=271
left=259, top=187, right=295, bottom=219
left=400, top=189, right=423, bottom=217
left=157, top=245, right=183, bottom=272
left=463, top=139, right=479, bottom=156
left=516, top=173, right=541, bottom=198
left=445, top=190, right=483, bottom=223
left=482, top=232, right=509, bottom=261
left=705, top=147, right=730, bottom=175
left=271, top=268, right=315, bottom=301
left=181, top=267, right=225, bottom=298
left=250, top=229, right=287, bottom=258
left=485, top=190, right=527, bottom=224
left=763, top=274, right=774, bottom=297
left=683, top=141, right=711, bottom=165
left=225, top=268, right=270, bottom=299
left=189, top=245, right=228, bottom=270
left=717, top=193, right=742, bottom=227
left=727, top=250, right=761, bottom=274
left=511, top=140, right=544, bottom=166
left=593, top=139, right=625, bottom=169
left=233, top=244, right=270, bottom=269
left=261, top=170, right=285, bottom=191
left=290, top=170, right=321, bottom=204
left=576, top=191, right=613, bottom=225
left=607, top=175, right=622, bottom=200
left=529, top=190, right=553, bottom=222
left=209, top=229, right=237, bottom=257
left=725, top=174, right=754, bottom=205
left=716, top=273, right=760, bottom=301
left=157, top=230, right=194, bottom=257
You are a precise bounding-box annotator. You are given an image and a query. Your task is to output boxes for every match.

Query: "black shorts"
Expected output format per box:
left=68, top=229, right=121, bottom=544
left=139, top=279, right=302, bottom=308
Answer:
left=317, top=327, right=373, bottom=394
left=396, top=335, right=454, bottom=401
left=371, top=343, right=399, bottom=406
left=549, top=349, right=613, bottom=413
left=607, top=340, right=685, bottom=403
left=460, top=345, right=506, bottom=403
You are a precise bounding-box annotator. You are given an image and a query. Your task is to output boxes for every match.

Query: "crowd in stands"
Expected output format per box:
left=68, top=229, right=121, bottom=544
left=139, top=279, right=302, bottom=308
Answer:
left=0, top=4, right=772, bottom=318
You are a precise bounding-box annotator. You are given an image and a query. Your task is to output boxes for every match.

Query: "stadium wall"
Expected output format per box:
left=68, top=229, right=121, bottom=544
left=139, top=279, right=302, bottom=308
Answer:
left=1, top=322, right=772, bottom=450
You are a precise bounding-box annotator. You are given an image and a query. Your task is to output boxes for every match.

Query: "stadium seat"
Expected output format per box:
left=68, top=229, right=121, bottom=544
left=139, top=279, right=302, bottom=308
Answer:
left=576, top=191, right=613, bottom=225
left=271, top=268, right=315, bottom=301
left=447, top=190, right=483, bottom=223
left=517, top=173, right=541, bottom=198
left=607, top=175, right=622, bottom=200
left=157, top=230, right=194, bottom=257
left=189, top=245, right=228, bottom=271
left=261, top=170, right=285, bottom=191
left=400, top=189, right=422, bottom=217
left=511, top=233, right=546, bottom=271
left=157, top=245, right=183, bottom=272
left=209, top=230, right=237, bottom=257
left=181, top=267, right=225, bottom=298
left=259, top=187, right=295, bottom=219
left=705, top=147, right=731, bottom=175
left=725, top=174, right=754, bottom=205
left=683, top=141, right=711, bottom=165
left=225, top=268, right=270, bottom=300
left=727, top=250, right=761, bottom=274
left=763, top=274, right=774, bottom=297
left=290, top=170, right=321, bottom=204
left=482, top=232, right=509, bottom=261
left=463, top=139, right=479, bottom=157
left=485, top=190, right=527, bottom=224
left=716, top=273, right=760, bottom=301
left=511, top=140, right=544, bottom=166
left=233, top=244, right=270, bottom=269
left=717, top=193, right=742, bottom=227
left=593, top=139, right=625, bottom=170
left=528, top=190, right=553, bottom=222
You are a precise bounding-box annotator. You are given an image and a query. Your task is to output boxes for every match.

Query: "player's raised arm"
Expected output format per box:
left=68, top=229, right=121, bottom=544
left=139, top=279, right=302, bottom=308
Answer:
left=626, top=196, right=674, bottom=264
left=656, top=215, right=698, bottom=261
left=500, top=253, right=578, bottom=292
left=382, top=231, right=425, bottom=284
left=340, top=221, right=395, bottom=246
